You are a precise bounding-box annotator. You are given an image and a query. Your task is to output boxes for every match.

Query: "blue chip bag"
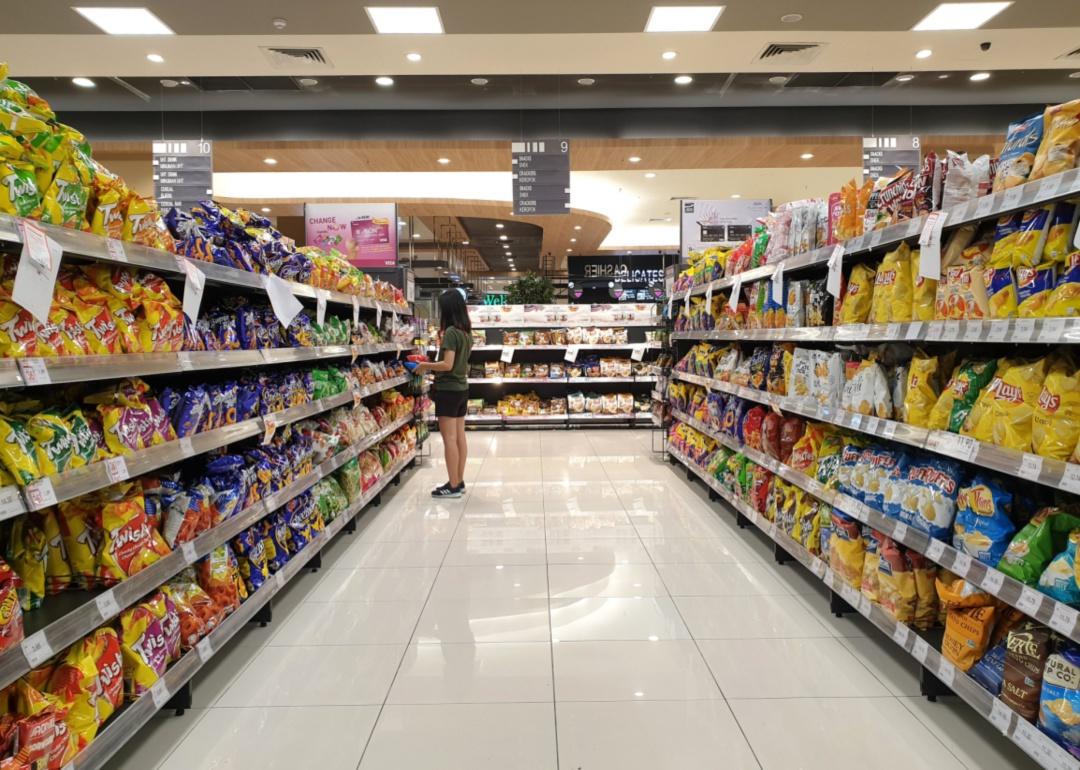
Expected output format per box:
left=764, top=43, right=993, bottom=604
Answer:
left=1017, top=263, right=1057, bottom=317
left=859, top=446, right=903, bottom=512
left=236, top=378, right=261, bottom=422
left=1038, top=531, right=1080, bottom=606
left=968, top=641, right=1007, bottom=695
left=953, top=474, right=1016, bottom=567
left=898, top=455, right=963, bottom=539
left=173, top=385, right=211, bottom=437
left=994, top=113, right=1043, bottom=192
left=232, top=527, right=270, bottom=593
left=720, top=397, right=747, bottom=439
left=1039, top=648, right=1080, bottom=760
left=837, top=441, right=866, bottom=501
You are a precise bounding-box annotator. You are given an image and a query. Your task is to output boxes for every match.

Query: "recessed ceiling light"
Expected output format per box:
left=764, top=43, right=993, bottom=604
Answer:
left=412, top=233, right=421, bottom=239
left=146, top=53, right=164, bottom=63
left=506, top=252, right=512, bottom=256
left=895, top=73, right=915, bottom=82
left=634, top=691, right=645, bottom=697
left=780, top=12, right=803, bottom=22
left=298, top=77, right=319, bottom=86
left=365, top=6, right=444, bottom=34
left=661, top=51, right=678, bottom=60
left=1070, top=72, right=1080, bottom=79
left=768, top=75, right=789, bottom=85
left=499, top=235, right=508, bottom=241
left=969, top=71, right=991, bottom=81
left=263, top=157, right=278, bottom=165
left=261, top=207, right=271, bottom=213
left=628, top=156, right=642, bottom=163
left=437, top=157, right=450, bottom=164
left=72, top=77, right=96, bottom=88
left=470, top=77, right=489, bottom=86
left=495, top=223, right=504, bottom=229
left=73, top=7, right=175, bottom=34
left=406, top=52, right=422, bottom=62
left=645, top=5, right=725, bottom=32
left=160, top=79, right=178, bottom=88
left=800, top=152, right=814, bottom=160
left=912, top=2, right=1010, bottom=30
left=570, top=238, right=577, bottom=243
left=577, top=77, right=596, bottom=86
left=644, top=172, right=657, bottom=178
left=179, top=80, right=190, bottom=85
left=674, top=75, right=693, bottom=85
left=566, top=248, right=572, bottom=252
left=731, top=193, right=741, bottom=198
left=462, top=240, right=469, bottom=245
left=915, top=48, right=933, bottom=59
left=375, top=76, right=394, bottom=87
left=574, top=225, right=582, bottom=230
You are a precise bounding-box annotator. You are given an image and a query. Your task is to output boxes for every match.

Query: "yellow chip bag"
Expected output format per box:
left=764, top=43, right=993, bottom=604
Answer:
left=40, top=508, right=72, bottom=595
left=903, top=352, right=939, bottom=427
left=1030, top=98, right=1080, bottom=181
left=984, top=266, right=1018, bottom=318
left=0, top=411, right=41, bottom=485
left=1016, top=263, right=1057, bottom=318
left=1045, top=202, right=1078, bottom=264
left=97, top=492, right=170, bottom=585
left=8, top=514, right=46, bottom=610
left=839, top=263, right=875, bottom=324
left=870, top=243, right=910, bottom=323
left=119, top=602, right=168, bottom=699
left=911, top=250, right=938, bottom=321
left=963, top=356, right=1049, bottom=450
left=57, top=499, right=100, bottom=590
left=39, top=150, right=92, bottom=230
left=27, top=409, right=78, bottom=476
left=1032, top=359, right=1080, bottom=460
left=46, top=641, right=100, bottom=751
left=1046, top=251, right=1080, bottom=317
left=0, top=134, right=41, bottom=217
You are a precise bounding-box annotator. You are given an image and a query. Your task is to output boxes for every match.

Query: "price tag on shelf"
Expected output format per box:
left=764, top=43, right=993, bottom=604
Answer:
left=951, top=434, right=979, bottom=462
left=981, top=569, right=1005, bottom=597
left=179, top=436, right=194, bottom=456
left=274, top=571, right=286, bottom=590
left=892, top=624, right=911, bottom=647
left=1019, top=453, right=1043, bottom=481
left=1013, top=318, right=1036, bottom=341
left=885, top=323, right=901, bottom=339
left=881, top=421, right=898, bottom=440
left=262, top=274, right=304, bottom=328
left=865, top=416, right=881, bottom=434
left=95, top=590, right=120, bottom=622
left=181, top=541, right=198, bottom=565
left=17, top=358, right=50, bottom=387
left=975, top=195, right=995, bottom=218
left=704, top=282, right=713, bottom=308
left=351, top=296, right=360, bottom=328
left=1038, top=175, right=1064, bottom=201
left=1059, top=464, right=1080, bottom=494
left=315, top=288, right=329, bottom=328
left=0, top=486, right=24, bottom=519
left=869, top=229, right=884, bottom=248
left=353, top=389, right=363, bottom=409
left=196, top=637, right=214, bottom=663
left=667, top=295, right=673, bottom=319
left=177, top=351, right=194, bottom=371
left=1039, top=318, right=1067, bottom=343
left=827, top=244, right=844, bottom=298
left=857, top=595, right=872, bottom=618
left=728, top=274, right=742, bottom=312
left=21, top=631, right=52, bottom=668
left=906, top=217, right=923, bottom=237
left=849, top=412, right=864, bottom=431
left=905, top=321, right=924, bottom=341
left=105, top=238, right=127, bottom=262
left=989, top=698, right=1013, bottom=733
left=25, top=477, right=57, bottom=510
left=564, top=345, right=579, bottom=363
left=500, top=347, right=514, bottom=364
left=150, top=679, right=171, bottom=710
left=1017, top=586, right=1043, bottom=615
left=811, top=559, right=827, bottom=578
left=1003, top=186, right=1025, bottom=210
left=952, top=552, right=972, bottom=577
left=986, top=320, right=1010, bottom=342
left=912, top=636, right=930, bottom=664
left=262, top=415, right=280, bottom=445
left=1049, top=602, right=1080, bottom=636
left=177, top=258, right=207, bottom=326
left=104, top=456, right=129, bottom=484
left=918, top=211, right=947, bottom=280
left=892, top=522, right=909, bottom=542
left=963, top=322, right=983, bottom=342
left=770, top=263, right=785, bottom=304
left=926, top=539, right=946, bottom=562
left=631, top=344, right=646, bottom=362
left=925, top=323, right=945, bottom=342
left=937, top=658, right=956, bottom=687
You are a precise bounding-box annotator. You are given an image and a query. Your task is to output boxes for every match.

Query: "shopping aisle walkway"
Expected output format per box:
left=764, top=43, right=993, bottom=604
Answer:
left=108, top=430, right=1036, bottom=770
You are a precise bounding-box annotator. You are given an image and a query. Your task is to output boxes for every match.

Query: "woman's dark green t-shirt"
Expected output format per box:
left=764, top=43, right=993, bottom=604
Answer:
left=434, top=326, right=471, bottom=392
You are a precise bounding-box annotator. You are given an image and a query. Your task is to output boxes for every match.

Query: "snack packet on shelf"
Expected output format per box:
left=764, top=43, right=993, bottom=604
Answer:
left=994, top=113, right=1043, bottom=191
left=118, top=602, right=168, bottom=700
left=1030, top=98, right=1080, bottom=181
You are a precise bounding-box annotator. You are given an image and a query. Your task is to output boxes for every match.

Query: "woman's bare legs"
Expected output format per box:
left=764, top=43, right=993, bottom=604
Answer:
left=454, top=416, right=468, bottom=485
left=438, top=415, right=462, bottom=487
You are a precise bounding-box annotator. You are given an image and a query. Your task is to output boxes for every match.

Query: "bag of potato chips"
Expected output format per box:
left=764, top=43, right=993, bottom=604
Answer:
left=97, top=491, right=170, bottom=585
left=903, top=352, right=940, bottom=427
left=936, top=576, right=997, bottom=671
left=1046, top=251, right=1080, bottom=317
left=46, top=641, right=101, bottom=752
left=1032, top=358, right=1080, bottom=459
left=964, top=355, right=1050, bottom=450
left=1030, top=98, right=1080, bottom=181
left=839, top=263, right=875, bottom=324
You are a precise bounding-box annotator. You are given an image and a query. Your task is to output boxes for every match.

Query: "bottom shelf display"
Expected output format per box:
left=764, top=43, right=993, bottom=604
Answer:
left=1, top=441, right=418, bottom=770
left=665, top=432, right=1077, bottom=770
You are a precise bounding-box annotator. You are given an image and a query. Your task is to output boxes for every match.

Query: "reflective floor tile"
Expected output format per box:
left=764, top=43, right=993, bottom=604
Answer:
left=547, top=563, right=667, bottom=598
left=268, top=601, right=423, bottom=646
left=329, top=539, right=450, bottom=569
left=552, top=640, right=720, bottom=701
left=442, top=536, right=548, bottom=566
left=655, top=562, right=792, bottom=597
left=388, top=642, right=553, bottom=704
left=429, top=564, right=549, bottom=600
left=673, top=594, right=833, bottom=640
left=549, top=597, right=690, bottom=641
left=308, top=567, right=438, bottom=602
left=412, top=597, right=552, bottom=643
left=545, top=537, right=652, bottom=565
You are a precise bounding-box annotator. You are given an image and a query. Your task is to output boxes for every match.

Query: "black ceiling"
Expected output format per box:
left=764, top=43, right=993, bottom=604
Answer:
left=459, top=217, right=543, bottom=273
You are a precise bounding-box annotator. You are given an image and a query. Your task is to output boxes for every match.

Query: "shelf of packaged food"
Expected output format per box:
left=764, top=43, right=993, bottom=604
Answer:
left=670, top=167, right=1080, bottom=302
left=471, top=320, right=661, bottom=329
left=0, top=410, right=415, bottom=692
left=467, top=343, right=663, bottom=352
left=665, top=444, right=1076, bottom=770
left=69, top=447, right=417, bottom=770
left=3, top=374, right=410, bottom=519
left=0, top=213, right=411, bottom=315
left=671, top=318, right=1080, bottom=345
left=569, top=412, right=654, bottom=423
left=466, top=376, right=656, bottom=385
left=459, top=413, right=652, bottom=426
left=670, top=369, right=1080, bottom=496
left=1, top=343, right=412, bottom=389
left=668, top=409, right=1080, bottom=645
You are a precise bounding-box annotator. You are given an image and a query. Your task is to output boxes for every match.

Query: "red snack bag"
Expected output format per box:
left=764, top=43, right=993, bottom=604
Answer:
left=90, top=628, right=123, bottom=724
left=163, top=571, right=216, bottom=650
left=779, top=416, right=806, bottom=464
left=197, top=545, right=245, bottom=620
left=46, top=642, right=100, bottom=753
left=749, top=465, right=774, bottom=515
left=0, top=558, right=24, bottom=653
left=741, top=406, right=766, bottom=450
left=761, top=412, right=782, bottom=460
left=96, top=490, right=170, bottom=586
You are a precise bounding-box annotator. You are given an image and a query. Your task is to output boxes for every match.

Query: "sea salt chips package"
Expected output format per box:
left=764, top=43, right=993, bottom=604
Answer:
left=937, top=575, right=997, bottom=671
left=1040, top=648, right=1080, bottom=759
left=1001, top=622, right=1051, bottom=722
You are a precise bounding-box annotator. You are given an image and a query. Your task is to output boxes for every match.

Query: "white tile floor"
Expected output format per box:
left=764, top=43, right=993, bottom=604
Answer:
left=106, top=430, right=1039, bottom=770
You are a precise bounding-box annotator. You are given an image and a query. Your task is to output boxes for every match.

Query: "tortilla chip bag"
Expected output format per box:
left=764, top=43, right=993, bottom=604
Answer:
left=7, top=516, right=46, bottom=611
left=38, top=145, right=93, bottom=230
left=57, top=499, right=100, bottom=590
left=936, top=576, right=997, bottom=671
left=0, top=133, right=41, bottom=218
left=26, top=409, right=78, bottom=477
left=97, top=492, right=170, bottom=585
left=89, top=628, right=123, bottom=723
left=46, top=643, right=100, bottom=751
left=119, top=603, right=168, bottom=700
left=1032, top=359, right=1080, bottom=460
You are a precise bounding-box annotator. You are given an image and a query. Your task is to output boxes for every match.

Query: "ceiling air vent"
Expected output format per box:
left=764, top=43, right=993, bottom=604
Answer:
left=757, top=42, right=824, bottom=66
left=260, top=47, right=332, bottom=70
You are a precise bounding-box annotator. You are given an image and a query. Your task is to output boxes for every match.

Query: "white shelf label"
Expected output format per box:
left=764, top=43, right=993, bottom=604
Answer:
left=262, top=415, right=280, bottom=445
left=274, top=571, right=286, bottom=589
left=0, top=486, right=24, bottom=518
left=180, top=436, right=194, bottom=456
left=892, top=522, right=909, bottom=542
left=196, top=637, right=214, bottom=663
left=886, top=323, right=901, bottom=338
left=892, top=624, right=911, bottom=647
left=262, top=274, right=304, bottom=328
left=989, top=698, right=1013, bottom=733
left=1060, top=464, right=1080, bottom=494
left=25, top=477, right=57, bottom=509
left=906, top=321, right=924, bottom=340
left=981, top=569, right=1005, bottom=597
left=150, top=678, right=171, bottom=709
left=1039, top=318, right=1067, bottom=343
left=811, top=559, right=827, bottom=578
left=376, top=305, right=383, bottom=328
left=95, top=590, right=121, bottom=621
left=827, top=245, right=844, bottom=298
left=1017, top=586, right=1043, bottom=614
left=705, top=282, right=714, bottom=308
left=315, top=289, right=329, bottom=328
left=925, top=323, right=944, bottom=341
left=104, top=456, right=129, bottom=484
left=667, top=296, right=674, bottom=319
left=728, top=274, right=742, bottom=312
left=500, top=347, right=514, bottom=364
left=631, top=344, right=646, bottom=362
left=352, top=296, right=360, bottom=327
left=181, top=541, right=198, bottom=565
left=18, top=358, right=50, bottom=386
left=177, top=258, right=207, bottom=326
left=1049, top=602, right=1080, bottom=636
left=937, top=658, right=956, bottom=687
left=1019, top=453, right=1043, bottom=480
left=105, top=238, right=127, bottom=262
left=975, top=195, right=995, bottom=218
left=963, top=322, right=983, bottom=342
left=943, top=320, right=961, bottom=339
left=177, top=351, right=194, bottom=371
left=1013, top=318, right=1036, bottom=341
left=1003, top=186, right=1025, bottom=210
left=953, top=434, right=979, bottom=462
left=1037, top=175, right=1064, bottom=200
left=912, top=636, right=930, bottom=664
left=881, top=421, right=898, bottom=440
left=926, top=539, right=946, bottom=561
left=865, top=416, right=881, bottom=434
left=771, top=263, right=785, bottom=304
left=564, top=346, right=579, bottom=362
left=857, top=595, right=872, bottom=618
left=849, top=413, right=863, bottom=431
left=21, top=631, right=52, bottom=667
left=952, top=552, right=972, bottom=577
left=918, top=211, right=947, bottom=280
left=986, top=320, right=1010, bottom=342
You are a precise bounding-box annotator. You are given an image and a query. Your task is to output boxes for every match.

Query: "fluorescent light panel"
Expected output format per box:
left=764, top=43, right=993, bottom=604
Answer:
left=365, top=7, right=444, bottom=34
left=645, top=6, right=724, bottom=32
left=912, top=2, right=1010, bottom=30
left=73, top=7, right=174, bottom=34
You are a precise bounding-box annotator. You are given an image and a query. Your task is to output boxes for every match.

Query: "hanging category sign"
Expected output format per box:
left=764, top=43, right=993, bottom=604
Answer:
left=152, top=139, right=213, bottom=212
left=511, top=139, right=570, bottom=215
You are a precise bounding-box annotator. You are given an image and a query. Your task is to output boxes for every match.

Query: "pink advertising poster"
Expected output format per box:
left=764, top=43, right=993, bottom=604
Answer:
left=303, top=203, right=399, bottom=268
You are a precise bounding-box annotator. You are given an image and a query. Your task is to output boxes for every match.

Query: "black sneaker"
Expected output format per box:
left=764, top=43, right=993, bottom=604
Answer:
left=431, top=483, right=463, bottom=499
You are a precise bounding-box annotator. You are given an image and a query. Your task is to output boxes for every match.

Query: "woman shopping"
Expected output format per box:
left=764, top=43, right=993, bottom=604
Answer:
left=413, top=289, right=473, bottom=498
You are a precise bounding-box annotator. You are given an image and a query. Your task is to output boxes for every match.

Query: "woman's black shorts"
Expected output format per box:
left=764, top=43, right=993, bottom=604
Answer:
left=433, top=389, right=469, bottom=418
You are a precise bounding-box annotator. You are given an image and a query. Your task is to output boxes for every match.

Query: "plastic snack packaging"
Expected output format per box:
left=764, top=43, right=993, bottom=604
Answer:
left=927, top=358, right=997, bottom=432
left=46, top=640, right=101, bottom=752
left=1045, top=202, right=1079, bottom=264
left=838, top=263, right=875, bottom=324
left=1002, top=506, right=1080, bottom=583
left=1001, top=621, right=1051, bottom=722
left=897, top=456, right=962, bottom=540
left=1030, top=98, right=1080, bottom=181
left=39, top=508, right=72, bottom=595
left=119, top=602, right=169, bottom=699
left=1010, top=206, right=1054, bottom=269
left=1037, top=529, right=1080, bottom=605
left=1039, top=648, right=1080, bottom=758
left=941, top=151, right=990, bottom=211
left=14, top=677, right=70, bottom=768
left=8, top=516, right=46, bottom=611
left=870, top=243, right=912, bottom=323
left=952, top=474, right=1017, bottom=567
left=1032, top=358, right=1080, bottom=460
left=196, top=545, right=246, bottom=619
left=163, top=570, right=218, bottom=649
left=789, top=422, right=824, bottom=475
left=876, top=536, right=916, bottom=624
left=860, top=529, right=881, bottom=602
left=0, top=410, right=40, bottom=486
left=903, top=352, right=939, bottom=427
left=232, top=527, right=270, bottom=594
left=984, top=266, right=1017, bottom=318
left=89, top=627, right=123, bottom=724
left=760, top=412, right=782, bottom=460
left=994, top=113, right=1044, bottom=191
left=841, top=359, right=892, bottom=419
left=829, top=510, right=865, bottom=589
left=0, top=557, right=23, bottom=654
left=145, top=590, right=182, bottom=663
left=962, top=355, right=1048, bottom=449
left=57, top=500, right=100, bottom=590
left=26, top=410, right=77, bottom=477
left=1015, top=263, right=1056, bottom=317
left=907, top=550, right=939, bottom=630
left=97, top=490, right=170, bottom=585
left=937, top=576, right=997, bottom=671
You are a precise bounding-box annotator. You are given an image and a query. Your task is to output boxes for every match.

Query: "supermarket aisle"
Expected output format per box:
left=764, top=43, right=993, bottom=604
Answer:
left=108, top=429, right=1036, bottom=770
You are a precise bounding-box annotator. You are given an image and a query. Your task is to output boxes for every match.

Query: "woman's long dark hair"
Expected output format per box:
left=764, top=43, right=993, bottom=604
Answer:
left=438, top=289, right=472, bottom=333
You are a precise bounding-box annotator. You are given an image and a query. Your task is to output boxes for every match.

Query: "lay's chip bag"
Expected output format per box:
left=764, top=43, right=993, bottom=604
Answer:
left=1044, top=201, right=1079, bottom=264
left=1030, top=98, right=1080, bottom=181
left=1032, top=357, right=1080, bottom=460
left=984, top=266, right=1017, bottom=318
left=1016, top=263, right=1056, bottom=317
left=953, top=474, right=1016, bottom=567
left=903, top=352, right=940, bottom=428
left=962, top=356, right=1047, bottom=450
left=839, top=263, right=875, bottom=324
left=1046, top=251, right=1080, bottom=318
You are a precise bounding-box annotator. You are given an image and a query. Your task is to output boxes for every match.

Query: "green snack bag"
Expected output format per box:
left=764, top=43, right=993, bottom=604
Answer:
left=997, top=507, right=1080, bottom=585
left=335, top=457, right=362, bottom=503
left=946, top=359, right=998, bottom=433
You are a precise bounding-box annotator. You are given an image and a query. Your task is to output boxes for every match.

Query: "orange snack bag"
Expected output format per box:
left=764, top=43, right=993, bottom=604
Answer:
left=89, top=628, right=123, bottom=723
left=163, top=570, right=217, bottom=650
left=96, top=492, right=170, bottom=585
left=196, top=545, right=246, bottom=620
left=46, top=642, right=101, bottom=752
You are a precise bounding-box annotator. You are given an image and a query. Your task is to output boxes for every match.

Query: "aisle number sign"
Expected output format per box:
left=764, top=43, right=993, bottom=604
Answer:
left=153, top=140, right=213, bottom=212
left=511, top=140, right=570, bottom=215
